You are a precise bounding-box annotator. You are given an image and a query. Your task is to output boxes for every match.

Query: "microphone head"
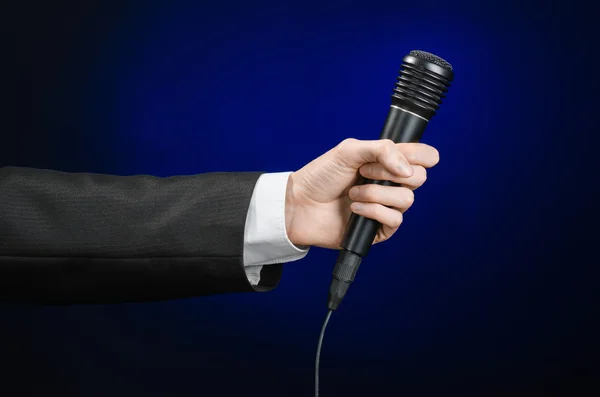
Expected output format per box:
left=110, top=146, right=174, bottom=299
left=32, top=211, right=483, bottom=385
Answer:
left=392, top=50, right=454, bottom=121
left=407, top=50, right=453, bottom=74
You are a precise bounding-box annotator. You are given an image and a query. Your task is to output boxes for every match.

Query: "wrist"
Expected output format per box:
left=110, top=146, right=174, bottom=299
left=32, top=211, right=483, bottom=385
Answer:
left=285, top=172, right=304, bottom=247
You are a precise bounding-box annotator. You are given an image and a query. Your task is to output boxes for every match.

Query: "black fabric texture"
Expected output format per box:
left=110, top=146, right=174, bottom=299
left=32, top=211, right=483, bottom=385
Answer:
left=0, top=166, right=284, bottom=304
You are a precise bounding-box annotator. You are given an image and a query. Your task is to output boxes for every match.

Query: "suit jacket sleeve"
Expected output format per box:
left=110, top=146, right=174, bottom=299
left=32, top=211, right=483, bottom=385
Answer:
left=0, top=166, right=284, bottom=304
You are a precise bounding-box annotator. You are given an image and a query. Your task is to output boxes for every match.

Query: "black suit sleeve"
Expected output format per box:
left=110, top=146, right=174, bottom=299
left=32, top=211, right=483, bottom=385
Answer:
left=0, top=166, right=283, bottom=304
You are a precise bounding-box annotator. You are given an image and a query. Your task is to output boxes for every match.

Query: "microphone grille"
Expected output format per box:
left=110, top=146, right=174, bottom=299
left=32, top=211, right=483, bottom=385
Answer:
left=391, top=50, right=454, bottom=120
left=408, top=50, right=453, bottom=71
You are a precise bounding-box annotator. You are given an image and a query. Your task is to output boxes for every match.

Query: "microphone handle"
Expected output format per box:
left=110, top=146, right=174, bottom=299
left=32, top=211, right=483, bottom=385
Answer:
left=327, top=105, right=429, bottom=310
left=341, top=106, right=428, bottom=256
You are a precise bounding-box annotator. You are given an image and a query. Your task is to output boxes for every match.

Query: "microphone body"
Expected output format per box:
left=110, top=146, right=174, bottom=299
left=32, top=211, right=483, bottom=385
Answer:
left=341, top=107, right=428, bottom=258
left=327, top=50, right=454, bottom=311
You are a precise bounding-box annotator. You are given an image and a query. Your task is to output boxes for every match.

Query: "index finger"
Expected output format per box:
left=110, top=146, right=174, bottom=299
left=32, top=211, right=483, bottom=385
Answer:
left=336, top=138, right=414, bottom=177
left=397, top=143, right=440, bottom=168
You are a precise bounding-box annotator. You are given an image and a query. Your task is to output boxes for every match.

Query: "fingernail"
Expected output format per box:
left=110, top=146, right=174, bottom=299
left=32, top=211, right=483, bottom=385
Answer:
left=349, top=187, right=359, bottom=199
left=352, top=203, right=363, bottom=211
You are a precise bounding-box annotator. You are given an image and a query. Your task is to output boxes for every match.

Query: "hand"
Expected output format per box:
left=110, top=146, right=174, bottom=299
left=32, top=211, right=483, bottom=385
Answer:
left=285, top=138, right=440, bottom=249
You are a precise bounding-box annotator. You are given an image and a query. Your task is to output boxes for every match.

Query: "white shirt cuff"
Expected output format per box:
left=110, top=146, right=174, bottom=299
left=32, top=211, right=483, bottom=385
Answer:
left=243, top=172, right=309, bottom=285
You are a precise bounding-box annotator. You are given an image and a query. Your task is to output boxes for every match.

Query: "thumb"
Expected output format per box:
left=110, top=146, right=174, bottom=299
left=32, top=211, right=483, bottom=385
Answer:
left=335, top=138, right=414, bottom=177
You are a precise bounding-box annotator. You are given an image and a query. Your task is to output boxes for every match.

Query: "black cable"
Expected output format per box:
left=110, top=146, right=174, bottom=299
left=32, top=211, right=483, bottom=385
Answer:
left=315, top=309, right=333, bottom=397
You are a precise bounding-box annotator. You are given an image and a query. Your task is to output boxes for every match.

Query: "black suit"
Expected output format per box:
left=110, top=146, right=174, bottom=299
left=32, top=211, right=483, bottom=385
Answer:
left=0, top=166, right=283, bottom=304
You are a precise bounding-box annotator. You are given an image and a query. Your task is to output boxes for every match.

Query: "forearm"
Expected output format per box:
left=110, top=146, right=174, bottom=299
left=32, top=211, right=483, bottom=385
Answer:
left=0, top=166, right=268, bottom=303
left=0, top=166, right=260, bottom=259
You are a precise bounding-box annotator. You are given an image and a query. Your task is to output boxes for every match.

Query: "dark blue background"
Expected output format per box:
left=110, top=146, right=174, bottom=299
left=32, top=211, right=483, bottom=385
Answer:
left=1, top=0, right=598, bottom=395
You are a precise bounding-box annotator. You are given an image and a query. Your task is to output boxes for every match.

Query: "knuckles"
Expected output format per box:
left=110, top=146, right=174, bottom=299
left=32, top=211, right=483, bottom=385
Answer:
left=355, top=185, right=414, bottom=208
left=336, top=138, right=358, bottom=153
left=357, top=185, right=374, bottom=201
left=340, top=137, right=358, bottom=147
left=388, top=212, right=403, bottom=229
left=381, top=139, right=397, bottom=156
left=429, top=147, right=440, bottom=166
left=403, top=189, right=415, bottom=206
left=413, top=166, right=427, bottom=186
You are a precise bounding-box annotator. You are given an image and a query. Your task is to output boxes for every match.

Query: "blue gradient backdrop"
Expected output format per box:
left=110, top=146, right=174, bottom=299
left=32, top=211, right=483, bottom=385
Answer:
left=1, top=0, right=598, bottom=396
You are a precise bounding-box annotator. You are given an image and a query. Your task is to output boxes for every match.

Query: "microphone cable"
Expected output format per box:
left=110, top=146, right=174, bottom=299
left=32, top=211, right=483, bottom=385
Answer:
left=315, top=309, right=333, bottom=397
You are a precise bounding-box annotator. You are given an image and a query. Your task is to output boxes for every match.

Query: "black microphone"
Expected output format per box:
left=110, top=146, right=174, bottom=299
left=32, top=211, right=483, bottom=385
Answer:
left=327, top=50, right=454, bottom=311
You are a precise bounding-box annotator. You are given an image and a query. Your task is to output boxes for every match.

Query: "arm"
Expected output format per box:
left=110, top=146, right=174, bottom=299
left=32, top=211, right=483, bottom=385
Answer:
left=0, top=166, right=294, bottom=304
left=0, top=140, right=439, bottom=304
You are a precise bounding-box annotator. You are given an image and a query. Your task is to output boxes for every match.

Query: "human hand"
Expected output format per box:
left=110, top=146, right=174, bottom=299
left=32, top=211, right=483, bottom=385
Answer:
left=285, top=138, right=440, bottom=249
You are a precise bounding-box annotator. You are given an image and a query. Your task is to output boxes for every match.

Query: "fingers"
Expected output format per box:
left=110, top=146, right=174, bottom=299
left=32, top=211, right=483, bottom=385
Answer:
left=359, top=164, right=427, bottom=190
left=336, top=139, right=439, bottom=243
left=335, top=138, right=414, bottom=178
left=397, top=143, right=440, bottom=168
left=349, top=185, right=414, bottom=212
left=348, top=184, right=413, bottom=243
left=335, top=139, right=439, bottom=181
left=355, top=139, right=437, bottom=188
left=349, top=202, right=403, bottom=236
